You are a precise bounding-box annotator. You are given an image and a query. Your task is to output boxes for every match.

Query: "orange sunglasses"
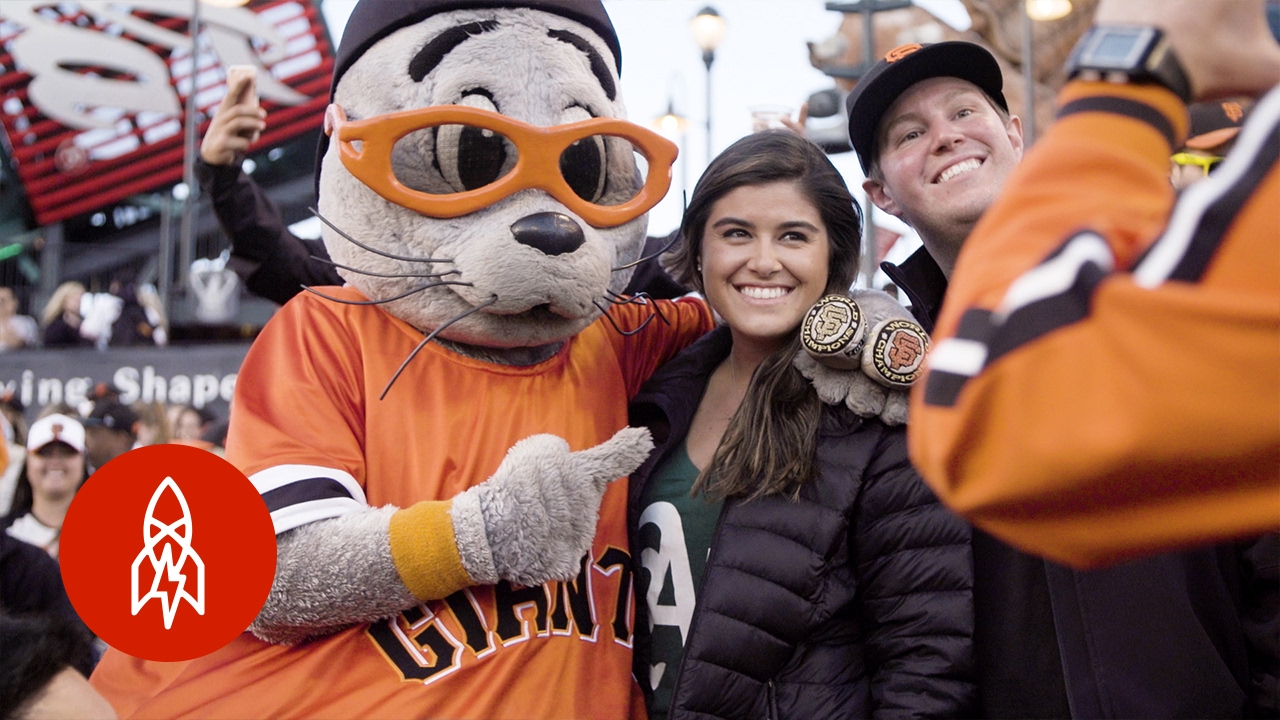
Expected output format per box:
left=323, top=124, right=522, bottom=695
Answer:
left=325, top=104, right=678, bottom=228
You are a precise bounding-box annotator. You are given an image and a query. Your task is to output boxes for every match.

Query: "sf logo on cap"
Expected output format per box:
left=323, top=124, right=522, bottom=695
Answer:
left=885, top=43, right=923, bottom=63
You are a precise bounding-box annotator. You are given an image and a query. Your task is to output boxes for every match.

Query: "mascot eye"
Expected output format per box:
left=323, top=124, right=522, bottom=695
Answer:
left=434, top=93, right=517, bottom=192
left=558, top=106, right=606, bottom=203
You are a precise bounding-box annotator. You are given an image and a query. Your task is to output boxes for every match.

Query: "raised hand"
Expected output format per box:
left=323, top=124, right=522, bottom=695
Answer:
left=450, top=427, right=654, bottom=587
left=200, top=70, right=267, bottom=166
left=1093, top=0, right=1280, bottom=101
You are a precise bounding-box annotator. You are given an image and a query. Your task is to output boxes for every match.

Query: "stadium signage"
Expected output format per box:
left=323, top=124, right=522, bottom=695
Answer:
left=0, top=343, right=250, bottom=419
left=0, top=0, right=332, bottom=225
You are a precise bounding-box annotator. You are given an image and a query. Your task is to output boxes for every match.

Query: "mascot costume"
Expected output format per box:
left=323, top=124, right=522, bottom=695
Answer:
left=91, top=1, right=918, bottom=717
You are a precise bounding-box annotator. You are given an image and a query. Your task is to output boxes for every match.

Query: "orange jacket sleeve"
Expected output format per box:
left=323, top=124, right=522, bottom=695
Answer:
left=909, top=81, right=1280, bottom=568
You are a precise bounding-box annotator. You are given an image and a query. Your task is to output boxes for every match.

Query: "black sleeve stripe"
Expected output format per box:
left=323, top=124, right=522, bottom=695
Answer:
left=1133, top=86, right=1280, bottom=287
left=923, top=370, right=975, bottom=408
left=921, top=309, right=996, bottom=408
left=261, top=477, right=358, bottom=514
left=921, top=234, right=1109, bottom=408
left=955, top=308, right=996, bottom=344
left=1057, top=96, right=1177, bottom=149
left=985, top=260, right=1108, bottom=365
left=1167, top=132, right=1277, bottom=282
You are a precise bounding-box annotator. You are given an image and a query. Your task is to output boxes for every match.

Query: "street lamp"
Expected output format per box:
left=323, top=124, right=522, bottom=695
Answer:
left=178, top=0, right=252, bottom=293
left=1021, top=0, right=1073, bottom=146
left=690, top=6, right=725, bottom=165
left=653, top=99, right=690, bottom=200
left=1025, top=0, right=1073, bottom=21
left=656, top=101, right=690, bottom=137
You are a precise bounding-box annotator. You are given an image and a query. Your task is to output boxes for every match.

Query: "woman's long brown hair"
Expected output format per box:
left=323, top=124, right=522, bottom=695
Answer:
left=671, top=131, right=863, bottom=501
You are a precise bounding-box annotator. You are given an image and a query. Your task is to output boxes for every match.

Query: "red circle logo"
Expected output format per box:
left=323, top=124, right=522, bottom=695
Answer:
left=60, top=445, right=276, bottom=661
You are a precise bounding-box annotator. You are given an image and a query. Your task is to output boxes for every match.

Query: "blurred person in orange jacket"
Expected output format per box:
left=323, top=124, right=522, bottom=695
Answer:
left=909, top=0, right=1280, bottom=568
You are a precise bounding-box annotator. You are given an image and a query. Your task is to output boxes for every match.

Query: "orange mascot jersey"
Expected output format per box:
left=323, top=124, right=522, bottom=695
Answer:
left=92, top=287, right=712, bottom=719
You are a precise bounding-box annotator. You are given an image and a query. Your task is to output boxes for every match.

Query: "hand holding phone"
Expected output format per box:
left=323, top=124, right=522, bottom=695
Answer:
left=200, top=65, right=266, bottom=166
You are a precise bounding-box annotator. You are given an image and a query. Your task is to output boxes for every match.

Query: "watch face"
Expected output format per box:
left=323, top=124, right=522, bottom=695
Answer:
left=1083, top=26, right=1154, bottom=69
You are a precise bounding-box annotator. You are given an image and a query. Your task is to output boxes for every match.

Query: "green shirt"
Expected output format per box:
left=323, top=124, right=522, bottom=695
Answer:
left=637, top=442, right=724, bottom=720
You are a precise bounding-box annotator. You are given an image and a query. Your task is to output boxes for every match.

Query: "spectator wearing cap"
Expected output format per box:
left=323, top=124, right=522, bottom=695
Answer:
left=83, top=401, right=139, bottom=471
left=86, top=382, right=121, bottom=407
left=1170, top=99, right=1251, bottom=189
left=846, top=40, right=1277, bottom=718
left=2, top=414, right=87, bottom=559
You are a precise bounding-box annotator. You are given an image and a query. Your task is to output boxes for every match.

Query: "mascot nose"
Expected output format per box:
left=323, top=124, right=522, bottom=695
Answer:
left=510, top=212, right=585, bottom=256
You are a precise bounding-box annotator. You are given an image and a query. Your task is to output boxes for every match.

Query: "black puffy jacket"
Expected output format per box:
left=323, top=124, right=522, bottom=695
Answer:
left=628, top=328, right=976, bottom=719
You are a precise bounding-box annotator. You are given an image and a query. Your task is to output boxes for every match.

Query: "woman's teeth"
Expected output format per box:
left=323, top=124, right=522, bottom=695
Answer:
left=738, top=286, right=790, bottom=299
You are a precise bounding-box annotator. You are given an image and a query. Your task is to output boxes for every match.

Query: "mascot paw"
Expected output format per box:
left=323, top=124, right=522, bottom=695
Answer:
left=451, top=427, right=653, bottom=587
left=793, top=289, right=925, bottom=426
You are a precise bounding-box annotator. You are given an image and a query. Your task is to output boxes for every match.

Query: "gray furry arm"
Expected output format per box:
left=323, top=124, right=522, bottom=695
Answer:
left=249, top=506, right=419, bottom=645
left=249, top=427, right=654, bottom=645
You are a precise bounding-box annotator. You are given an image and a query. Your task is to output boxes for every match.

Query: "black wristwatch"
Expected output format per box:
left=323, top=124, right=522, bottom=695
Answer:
left=1066, top=25, right=1191, bottom=103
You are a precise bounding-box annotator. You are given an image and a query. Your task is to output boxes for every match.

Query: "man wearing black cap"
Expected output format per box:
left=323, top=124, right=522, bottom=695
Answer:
left=846, top=41, right=1022, bottom=330
left=82, top=400, right=138, bottom=471
left=847, top=40, right=1276, bottom=719
left=848, top=41, right=1067, bottom=719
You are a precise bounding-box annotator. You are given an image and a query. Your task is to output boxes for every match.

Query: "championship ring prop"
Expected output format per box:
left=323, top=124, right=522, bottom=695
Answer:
left=861, top=318, right=929, bottom=388
left=801, top=294, right=867, bottom=370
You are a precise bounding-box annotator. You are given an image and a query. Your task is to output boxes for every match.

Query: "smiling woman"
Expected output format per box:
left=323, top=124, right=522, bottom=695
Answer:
left=627, top=130, right=975, bottom=719
left=662, top=131, right=860, bottom=499
left=697, top=181, right=831, bottom=357
left=3, top=413, right=89, bottom=560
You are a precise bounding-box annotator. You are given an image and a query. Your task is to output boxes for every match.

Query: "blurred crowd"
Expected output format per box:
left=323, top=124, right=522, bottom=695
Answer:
left=0, top=385, right=228, bottom=700
left=0, top=280, right=167, bottom=353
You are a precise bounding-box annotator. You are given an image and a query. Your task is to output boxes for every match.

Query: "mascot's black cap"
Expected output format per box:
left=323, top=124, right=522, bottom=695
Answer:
left=845, top=41, right=1006, bottom=174
left=333, top=0, right=620, bottom=93
left=317, top=0, right=621, bottom=192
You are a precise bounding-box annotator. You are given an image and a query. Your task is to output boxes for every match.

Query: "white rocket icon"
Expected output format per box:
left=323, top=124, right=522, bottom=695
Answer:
left=131, top=477, right=205, bottom=629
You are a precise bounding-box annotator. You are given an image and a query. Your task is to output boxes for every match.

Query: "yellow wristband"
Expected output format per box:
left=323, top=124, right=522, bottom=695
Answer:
left=388, top=501, right=474, bottom=600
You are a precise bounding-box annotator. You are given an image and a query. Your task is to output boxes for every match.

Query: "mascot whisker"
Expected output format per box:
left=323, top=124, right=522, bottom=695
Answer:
left=311, top=207, right=456, bottom=263
left=309, top=255, right=463, bottom=281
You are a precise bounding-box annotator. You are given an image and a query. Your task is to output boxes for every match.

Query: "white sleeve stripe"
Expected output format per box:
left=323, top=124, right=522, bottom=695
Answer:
left=928, top=338, right=988, bottom=377
left=995, top=232, right=1114, bottom=321
left=250, top=464, right=366, bottom=505
left=1134, top=85, right=1280, bottom=288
